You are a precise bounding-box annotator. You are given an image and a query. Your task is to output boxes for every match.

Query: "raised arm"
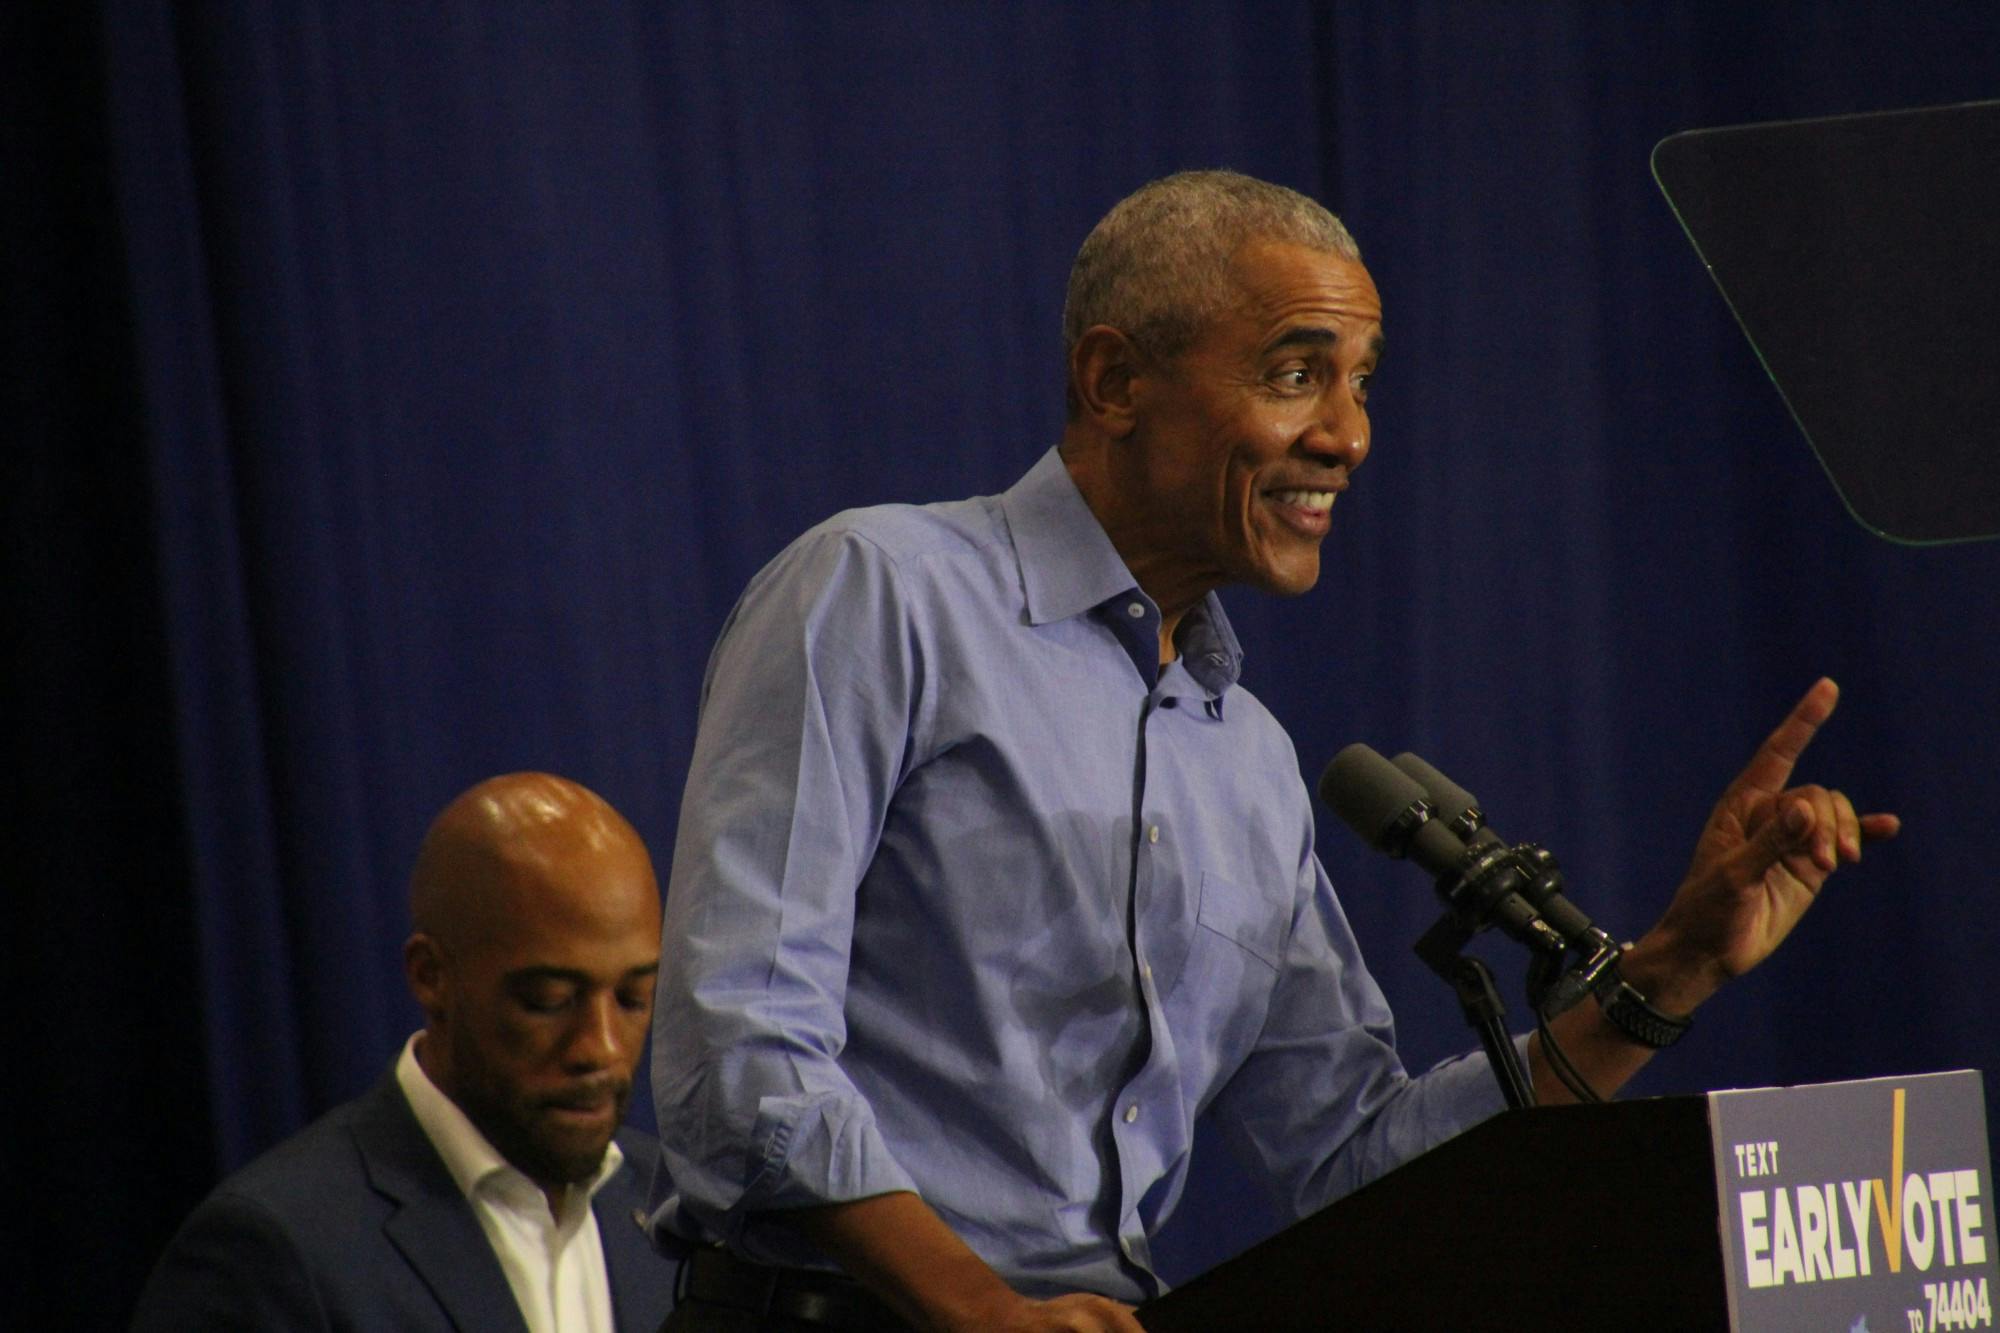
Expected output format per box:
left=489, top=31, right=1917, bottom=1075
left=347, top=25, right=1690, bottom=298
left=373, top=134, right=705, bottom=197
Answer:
left=1531, top=677, right=1901, bottom=1103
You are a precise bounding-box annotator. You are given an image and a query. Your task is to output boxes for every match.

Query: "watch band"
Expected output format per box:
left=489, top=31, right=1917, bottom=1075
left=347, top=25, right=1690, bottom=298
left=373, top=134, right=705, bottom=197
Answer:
left=1596, top=975, right=1693, bottom=1049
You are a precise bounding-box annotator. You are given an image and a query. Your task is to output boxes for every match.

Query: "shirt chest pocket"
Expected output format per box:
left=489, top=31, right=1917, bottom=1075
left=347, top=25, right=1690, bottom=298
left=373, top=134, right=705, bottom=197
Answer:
left=1193, top=868, right=1286, bottom=971
left=1156, top=868, right=1289, bottom=1080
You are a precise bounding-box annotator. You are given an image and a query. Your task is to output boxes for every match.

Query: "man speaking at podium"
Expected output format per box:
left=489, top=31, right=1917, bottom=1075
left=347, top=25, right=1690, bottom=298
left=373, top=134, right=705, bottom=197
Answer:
left=649, top=171, right=1899, bottom=1332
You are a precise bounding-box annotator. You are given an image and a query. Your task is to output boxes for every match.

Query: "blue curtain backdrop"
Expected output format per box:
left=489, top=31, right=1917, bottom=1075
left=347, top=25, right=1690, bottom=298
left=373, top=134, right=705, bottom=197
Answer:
left=12, top=1, right=2000, bottom=1323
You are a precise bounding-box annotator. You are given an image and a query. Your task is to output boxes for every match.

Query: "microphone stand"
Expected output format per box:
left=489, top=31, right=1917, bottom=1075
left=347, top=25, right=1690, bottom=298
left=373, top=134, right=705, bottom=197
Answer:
left=1317, top=744, right=1633, bottom=1108
left=1413, top=838, right=1625, bottom=1109
left=1414, top=914, right=1535, bottom=1110
left=1434, top=845, right=1638, bottom=1108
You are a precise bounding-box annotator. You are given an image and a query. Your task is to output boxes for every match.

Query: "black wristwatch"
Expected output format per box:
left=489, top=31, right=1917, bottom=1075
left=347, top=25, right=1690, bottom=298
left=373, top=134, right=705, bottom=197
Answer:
left=1595, top=953, right=1693, bottom=1049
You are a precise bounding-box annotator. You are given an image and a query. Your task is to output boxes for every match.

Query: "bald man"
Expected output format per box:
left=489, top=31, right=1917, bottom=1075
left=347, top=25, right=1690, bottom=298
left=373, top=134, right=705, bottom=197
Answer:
left=134, top=773, right=681, bottom=1333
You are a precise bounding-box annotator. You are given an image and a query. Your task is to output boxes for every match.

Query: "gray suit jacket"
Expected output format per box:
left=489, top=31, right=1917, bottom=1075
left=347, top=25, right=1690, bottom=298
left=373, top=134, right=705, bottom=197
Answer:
left=132, top=1072, right=680, bottom=1331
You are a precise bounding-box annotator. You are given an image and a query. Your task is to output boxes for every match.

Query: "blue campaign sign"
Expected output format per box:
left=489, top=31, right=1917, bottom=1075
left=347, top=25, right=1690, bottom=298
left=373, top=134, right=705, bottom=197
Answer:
left=1711, top=1071, right=1997, bottom=1332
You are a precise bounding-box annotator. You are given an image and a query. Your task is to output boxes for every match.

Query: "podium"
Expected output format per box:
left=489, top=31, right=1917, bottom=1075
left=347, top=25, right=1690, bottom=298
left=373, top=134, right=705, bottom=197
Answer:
left=1139, top=1071, right=1995, bottom=1332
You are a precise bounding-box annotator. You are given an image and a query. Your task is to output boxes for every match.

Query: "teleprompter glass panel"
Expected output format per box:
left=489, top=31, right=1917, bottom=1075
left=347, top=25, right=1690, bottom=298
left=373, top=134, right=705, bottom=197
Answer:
left=1653, top=101, right=2000, bottom=544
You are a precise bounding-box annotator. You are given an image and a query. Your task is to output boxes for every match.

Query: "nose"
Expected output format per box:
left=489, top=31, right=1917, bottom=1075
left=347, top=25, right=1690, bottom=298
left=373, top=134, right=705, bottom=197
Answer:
left=1303, top=385, right=1369, bottom=470
left=564, top=991, right=631, bottom=1072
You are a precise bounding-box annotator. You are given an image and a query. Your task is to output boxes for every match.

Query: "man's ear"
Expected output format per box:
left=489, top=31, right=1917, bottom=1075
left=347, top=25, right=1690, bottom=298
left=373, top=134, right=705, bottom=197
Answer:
left=1068, top=325, right=1149, bottom=440
left=404, top=932, right=447, bottom=1020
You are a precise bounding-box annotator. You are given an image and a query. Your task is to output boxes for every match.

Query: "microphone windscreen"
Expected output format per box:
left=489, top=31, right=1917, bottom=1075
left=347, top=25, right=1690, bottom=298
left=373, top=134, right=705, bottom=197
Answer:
left=1319, top=743, right=1431, bottom=850
left=1390, top=752, right=1469, bottom=816
left=1391, top=751, right=1501, bottom=850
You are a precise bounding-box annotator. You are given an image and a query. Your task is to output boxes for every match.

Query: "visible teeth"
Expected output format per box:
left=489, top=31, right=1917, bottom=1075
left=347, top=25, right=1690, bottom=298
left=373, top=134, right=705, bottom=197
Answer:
left=1270, top=489, right=1336, bottom=512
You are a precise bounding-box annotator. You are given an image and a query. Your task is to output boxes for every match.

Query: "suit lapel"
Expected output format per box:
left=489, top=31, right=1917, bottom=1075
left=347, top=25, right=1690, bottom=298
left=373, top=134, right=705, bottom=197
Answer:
left=595, top=1134, right=683, bottom=1333
left=352, top=1076, right=531, bottom=1333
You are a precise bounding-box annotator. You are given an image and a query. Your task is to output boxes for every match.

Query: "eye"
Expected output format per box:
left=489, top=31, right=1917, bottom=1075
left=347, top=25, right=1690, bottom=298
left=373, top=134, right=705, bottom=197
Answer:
left=1271, top=362, right=1316, bottom=391
left=616, top=986, right=653, bottom=1013
left=513, top=982, right=576, bottom=1015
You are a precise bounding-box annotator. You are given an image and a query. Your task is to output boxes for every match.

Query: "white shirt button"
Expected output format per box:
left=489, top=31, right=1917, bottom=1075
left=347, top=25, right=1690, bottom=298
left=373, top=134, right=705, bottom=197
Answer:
left=1147, top=825, right=1160, bottom=843
left=1141, top=962, right=1153, bottom=981
left=1120, top=1235, right=1139, bottom=1259
left=1123, top=1104, right=1139, bottom=1123
left=1126, top=601, right=1145, bottom=618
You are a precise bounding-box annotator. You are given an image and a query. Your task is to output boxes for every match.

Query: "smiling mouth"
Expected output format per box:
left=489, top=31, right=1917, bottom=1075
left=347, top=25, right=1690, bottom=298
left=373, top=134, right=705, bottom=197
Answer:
left=1267, top=487, right=1338, bottom=515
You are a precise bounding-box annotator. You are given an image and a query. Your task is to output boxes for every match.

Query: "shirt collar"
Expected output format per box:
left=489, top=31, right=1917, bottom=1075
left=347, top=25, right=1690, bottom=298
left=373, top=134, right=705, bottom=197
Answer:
left=395, top=1032, right=624, bottom=1208
left=998, top=448, right=1244, bottom=695
left=999, top=448, right=1139, bottom=627
left=1174, top=592, right=1244, bottom=698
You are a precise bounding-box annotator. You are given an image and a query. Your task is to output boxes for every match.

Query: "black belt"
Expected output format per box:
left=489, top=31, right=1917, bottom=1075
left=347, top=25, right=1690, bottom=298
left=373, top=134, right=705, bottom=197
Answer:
left=682, top=1245, right=914, bottom=1331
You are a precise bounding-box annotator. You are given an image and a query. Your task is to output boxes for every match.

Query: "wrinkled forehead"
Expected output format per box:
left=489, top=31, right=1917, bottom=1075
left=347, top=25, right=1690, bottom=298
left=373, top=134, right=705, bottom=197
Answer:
left=1232, top=237, right=1380, bottom=306
left=1210, top=240, right=1384, bottom=349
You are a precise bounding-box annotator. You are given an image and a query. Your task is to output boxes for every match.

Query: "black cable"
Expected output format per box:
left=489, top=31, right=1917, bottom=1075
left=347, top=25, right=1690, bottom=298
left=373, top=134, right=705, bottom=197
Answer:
left=1534, top=1005, right=1603, bottom=1104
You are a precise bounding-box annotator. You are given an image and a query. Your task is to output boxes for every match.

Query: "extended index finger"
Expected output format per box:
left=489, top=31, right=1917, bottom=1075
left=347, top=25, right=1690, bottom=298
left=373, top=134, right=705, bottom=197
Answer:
left=1730, top=677, right=1840, bottom=798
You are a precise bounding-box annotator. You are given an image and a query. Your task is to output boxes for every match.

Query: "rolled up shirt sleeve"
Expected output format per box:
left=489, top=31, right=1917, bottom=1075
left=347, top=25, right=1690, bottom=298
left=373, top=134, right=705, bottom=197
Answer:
left=652, top=525, right=925, bottom=1245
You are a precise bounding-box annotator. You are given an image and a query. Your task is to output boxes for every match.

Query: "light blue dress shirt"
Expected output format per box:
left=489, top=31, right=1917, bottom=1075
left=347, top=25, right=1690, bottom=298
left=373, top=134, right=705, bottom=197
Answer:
left=650, top=449, right=1509, bottom=1301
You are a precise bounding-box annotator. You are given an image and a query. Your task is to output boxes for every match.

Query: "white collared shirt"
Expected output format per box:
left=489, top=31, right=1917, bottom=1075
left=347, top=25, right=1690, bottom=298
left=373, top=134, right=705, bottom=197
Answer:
left=397, top=1034, right=622, bottom=1333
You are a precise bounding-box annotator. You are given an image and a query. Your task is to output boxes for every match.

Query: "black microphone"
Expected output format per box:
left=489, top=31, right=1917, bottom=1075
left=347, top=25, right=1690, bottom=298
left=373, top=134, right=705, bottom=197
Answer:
left=1320, top=743, right=1465, bottom=872
left=1389, top=748, right=1631, bottom=1022
left=1389, top=751, right=1500, bottom=851
left=1389, top=750, right=1602, bottom=950
left=1320, top=743, right=1559, bottom=952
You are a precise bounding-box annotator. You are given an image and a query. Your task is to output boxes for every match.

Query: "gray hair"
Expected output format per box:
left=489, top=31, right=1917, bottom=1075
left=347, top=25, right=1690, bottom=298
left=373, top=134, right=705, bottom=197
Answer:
left=1062, top=170, right=1361, bottom=371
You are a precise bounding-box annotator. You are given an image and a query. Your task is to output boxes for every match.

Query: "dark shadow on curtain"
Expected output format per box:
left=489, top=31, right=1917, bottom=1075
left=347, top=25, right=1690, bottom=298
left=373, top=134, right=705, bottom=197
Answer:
left=4, top=8, right=215, bottom=1324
